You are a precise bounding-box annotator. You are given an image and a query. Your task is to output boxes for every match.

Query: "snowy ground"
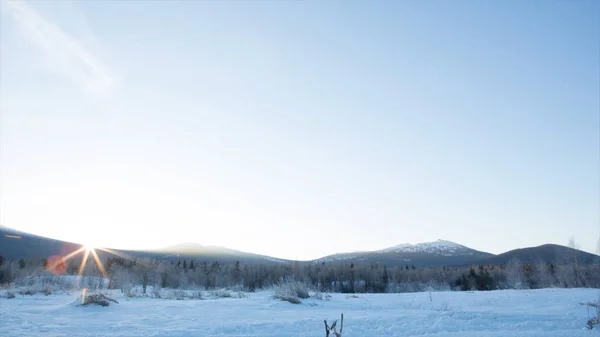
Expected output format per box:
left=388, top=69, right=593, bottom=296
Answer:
left=0, top=288, right=598, bottom=336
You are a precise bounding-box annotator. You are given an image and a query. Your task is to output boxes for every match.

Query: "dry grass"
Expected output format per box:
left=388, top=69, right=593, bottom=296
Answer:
left=580, top=297, right=600, bottom=329
left=272, top=280, right=312, bottom=304
left=79, top=293, right=119, bottom=307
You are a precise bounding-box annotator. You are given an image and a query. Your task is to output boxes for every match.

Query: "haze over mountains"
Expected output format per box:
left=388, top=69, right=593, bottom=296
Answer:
left=1, top=226, right=598, bottom=268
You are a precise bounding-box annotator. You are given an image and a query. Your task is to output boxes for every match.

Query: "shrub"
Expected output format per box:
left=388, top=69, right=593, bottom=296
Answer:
left=190, top=290, right=203, bottom=299
left=210, top=289, right=232, bottom=298
left=170, top=289, right=186, bottom=300
left=273, top=281, right=310, bottom=298
left=272, top=280, right=313, bottom=304
left=152, top=287, right=162, bottom=299
left=124, top=285, right=137, bottom=298
left=42, top=286, right=53, bottom=296
left=209, top=289, right=246, bottom=299
left=311, top=291, right=331, bottom=301
left=295, top=285, right=310, bottom=299
left=122, top=285, right=148, bottom=298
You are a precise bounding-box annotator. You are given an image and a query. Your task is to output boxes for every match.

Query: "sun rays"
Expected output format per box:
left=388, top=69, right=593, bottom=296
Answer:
left=46, top=247, right=85, bottom=274
left=89, top=248, right=108, bottom=278
left=43, top=244, right=135, bottom=301
left=77, top=248, right=91, bottom=276
left=45, top=244, right=142, bottom=280
left=96, top=247, right=139, bottom=265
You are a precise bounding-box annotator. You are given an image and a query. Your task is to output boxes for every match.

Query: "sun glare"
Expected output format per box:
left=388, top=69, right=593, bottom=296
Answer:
left=82, top=239, right=100, bottom=252
left=45, top=240, right=140, bottom=281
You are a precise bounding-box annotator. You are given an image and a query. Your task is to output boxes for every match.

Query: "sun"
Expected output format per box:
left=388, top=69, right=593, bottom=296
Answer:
left=81, top=240, right=100, bottom=252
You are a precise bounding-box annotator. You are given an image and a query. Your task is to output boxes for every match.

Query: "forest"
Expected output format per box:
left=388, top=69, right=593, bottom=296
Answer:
left=1, top=252, right=599, bottom=295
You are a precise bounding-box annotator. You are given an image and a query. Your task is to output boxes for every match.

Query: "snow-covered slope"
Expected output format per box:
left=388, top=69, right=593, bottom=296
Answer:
left=314, top=239, right=494, bottom=267
left=380, top=239, right=477, bottom=256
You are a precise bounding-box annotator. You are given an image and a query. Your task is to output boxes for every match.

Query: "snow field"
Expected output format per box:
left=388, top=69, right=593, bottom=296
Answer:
left=0, top=288, right=598, bottom=337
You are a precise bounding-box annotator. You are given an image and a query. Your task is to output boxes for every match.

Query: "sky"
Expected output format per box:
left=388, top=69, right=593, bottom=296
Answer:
left=0, top=0, right=599, bottom=261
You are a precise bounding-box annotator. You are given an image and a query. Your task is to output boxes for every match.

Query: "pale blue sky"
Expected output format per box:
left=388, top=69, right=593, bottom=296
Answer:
left=1, top=0, right=598, bottom=260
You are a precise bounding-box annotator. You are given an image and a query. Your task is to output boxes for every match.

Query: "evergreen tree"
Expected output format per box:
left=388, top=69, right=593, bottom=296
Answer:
left=549, top=264, right=556, bottom=277
left=233, top=261, right=242, bottom=286
left=143, top=272, right=148, bottom=294
left=382, top=265, right=389, bottom=291
left=183, top=260, right=188, bottom=273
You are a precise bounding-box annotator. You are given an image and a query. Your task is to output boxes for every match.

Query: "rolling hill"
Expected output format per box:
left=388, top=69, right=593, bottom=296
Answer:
left=473, top=244, right=600, bottom=266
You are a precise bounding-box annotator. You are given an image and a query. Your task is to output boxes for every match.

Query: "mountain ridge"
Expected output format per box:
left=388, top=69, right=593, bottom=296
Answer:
left=1, top=226, right=597, bottom=267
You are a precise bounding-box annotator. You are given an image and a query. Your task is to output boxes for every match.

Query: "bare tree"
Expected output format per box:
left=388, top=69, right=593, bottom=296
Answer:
left=533, top=259, right=555, bottom=288
left=568, top=237, right=579, bottom=250
left=567, top=237, right=583, bottom=287
left=505, top=257, right=525, bottom=289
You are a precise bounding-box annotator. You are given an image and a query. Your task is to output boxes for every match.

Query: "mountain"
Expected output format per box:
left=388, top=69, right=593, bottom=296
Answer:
left=0, top=226, right=82, bottom=260
left=314, top=240, right=495, bottom=267
left=474, top=244, right=600, bottom=266
left=314, top=240, right=600, bottom=268
left=2, top=226, right=597, bottom=268
left=381, top=239, right=483, bottom=256
left=0, top=226, right=286, bottom=264
left=154, top=242, right=288, bottom=264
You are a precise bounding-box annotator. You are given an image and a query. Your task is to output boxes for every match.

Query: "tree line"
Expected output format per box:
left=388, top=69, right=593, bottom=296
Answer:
left=1, top=253, right=599, bottom=293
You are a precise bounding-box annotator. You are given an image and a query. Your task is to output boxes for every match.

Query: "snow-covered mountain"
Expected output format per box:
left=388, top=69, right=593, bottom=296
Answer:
left=314, top=239, right=494, bottom=267
left=380, top=239, right=478, bottom=257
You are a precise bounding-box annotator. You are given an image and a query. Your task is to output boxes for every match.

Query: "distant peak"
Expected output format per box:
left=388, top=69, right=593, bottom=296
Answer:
left=173, top=242, right=204, bottom=247
left=161, top=242, right=205, bottom=251
left=158, top=242, right=247, bottom=256
left=389, top=243, right=413, bottom=249
left=380, top=239, right=468, bottom=255
left=387, top=239, right=461, bottom=249
left=431, top=239, right=462, bottom=246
